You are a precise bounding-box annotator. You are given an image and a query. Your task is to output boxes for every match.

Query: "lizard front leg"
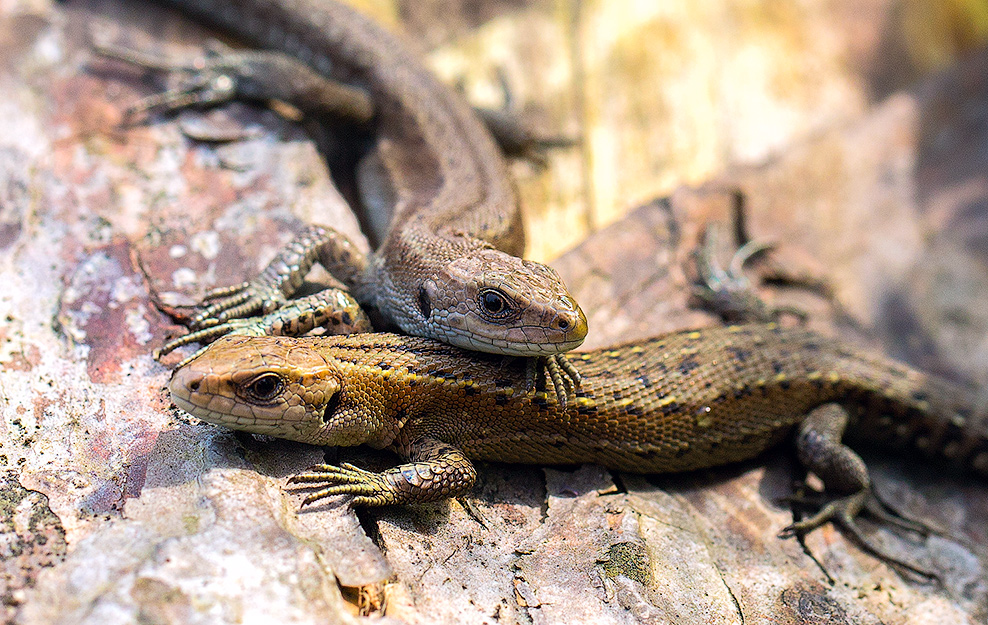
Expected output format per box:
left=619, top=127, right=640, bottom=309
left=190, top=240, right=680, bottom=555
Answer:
left=288, top=438, right=478, bottom=507
left=158, top=289, right=372, bottom=367
left=187, top=224, right=368, bottom=330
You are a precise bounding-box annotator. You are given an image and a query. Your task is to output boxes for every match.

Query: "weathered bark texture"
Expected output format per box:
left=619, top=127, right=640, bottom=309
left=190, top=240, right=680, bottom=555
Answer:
left=0, top=1, right=986, bottom=624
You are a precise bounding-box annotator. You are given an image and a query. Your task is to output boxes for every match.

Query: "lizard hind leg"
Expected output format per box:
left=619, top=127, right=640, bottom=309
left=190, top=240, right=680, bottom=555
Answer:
left=690, top=220, right=778, bottom=323
left=780, top=403, right=940, bottom=581
left=463, top=67, right=578, bottom=168
left=690, top=190, right=841, bottom=324
left=94, top=38, right=374, bottom=125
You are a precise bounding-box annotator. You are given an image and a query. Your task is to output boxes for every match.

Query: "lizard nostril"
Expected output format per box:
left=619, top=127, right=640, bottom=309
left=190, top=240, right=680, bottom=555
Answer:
left=558, top=319, right=569, bottom=330
left=189, top=379, right=200, bottom=392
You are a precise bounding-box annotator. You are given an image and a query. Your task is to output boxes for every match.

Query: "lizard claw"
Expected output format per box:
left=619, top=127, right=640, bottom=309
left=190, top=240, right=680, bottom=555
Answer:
left=183, top=224, right=366, bottom=332
left=287, top=440, right=477, bottom=508
left=522, top=355, right=582, bottom=406
left=159, top=290, right=372, bottom=366
left=546, top=354, right=581, bottom=405
left=157, top=317, right=260, bottom=366
left=93, top=40, right=240, bottom=120
left=190, top=281, right=287, bottom=330
left=691, top=222, right=778, bottom=323
left=781, top=488, right=941, bottom=582
left=288, top=463, right=399, bottom=508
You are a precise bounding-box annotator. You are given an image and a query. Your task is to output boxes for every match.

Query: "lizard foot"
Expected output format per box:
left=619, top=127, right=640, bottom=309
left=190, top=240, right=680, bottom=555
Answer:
left=466, top=67, right=578, bottom=168
left=780, top=488, right=940, bottom=582
left=474, top=107, right=577, bottom=169
left=157, top=317, right=259, bottom=366
left=94, top=39, right=373, bottom=125
left=289, top=463, right=402, bottom=508
left=190, top=280, right=287, bottom=330
left=93, top=39, right=238, bottom=120
left=690, top=189, right=840, bottom=324
left=524, top=355, right=582, bottom=405
left=183, top=224, right=367, bottom=332
left=289, top=440, right=478, bottom=507
left=550, top=354, right=583, bottom=402
left=159, top=290, right=371, bottom=366
left=690, top=221, right=784, bottom=323
left=786, top=403, right=944, bottom=581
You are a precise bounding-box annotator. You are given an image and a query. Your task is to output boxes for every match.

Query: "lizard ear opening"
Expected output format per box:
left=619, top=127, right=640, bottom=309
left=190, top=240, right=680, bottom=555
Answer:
left=417, top=284, right=432, bottom=319
left=320, top=387, right=341, bottom=424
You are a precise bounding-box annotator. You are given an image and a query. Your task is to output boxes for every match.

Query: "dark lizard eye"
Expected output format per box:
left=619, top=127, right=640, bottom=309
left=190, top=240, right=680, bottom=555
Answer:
left=243, top=373, right=283, bottom=403
left=478, top=289, right=512, bottom=318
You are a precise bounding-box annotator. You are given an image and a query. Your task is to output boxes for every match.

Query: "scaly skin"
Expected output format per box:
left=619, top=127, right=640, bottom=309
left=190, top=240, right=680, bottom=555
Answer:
left=145, top=0, right=588, bottom=376
left=169, top=323, right=988, bottom=575
left=169, top=322, right=986, bottom=486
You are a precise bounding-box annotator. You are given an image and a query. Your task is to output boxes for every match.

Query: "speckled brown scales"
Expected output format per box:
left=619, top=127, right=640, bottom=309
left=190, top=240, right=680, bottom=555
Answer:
left=170, top=323, right=988, bottom=492
left=144, top=0, right=588, bottom=403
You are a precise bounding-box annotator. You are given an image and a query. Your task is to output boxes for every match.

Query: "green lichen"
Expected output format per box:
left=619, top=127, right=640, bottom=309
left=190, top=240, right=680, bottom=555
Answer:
left=599, top=541, right=651, bottom=587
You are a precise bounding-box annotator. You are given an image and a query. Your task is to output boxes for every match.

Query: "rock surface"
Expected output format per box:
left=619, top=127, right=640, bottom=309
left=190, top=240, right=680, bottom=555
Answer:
left=1, top=1, right=987, bottom=623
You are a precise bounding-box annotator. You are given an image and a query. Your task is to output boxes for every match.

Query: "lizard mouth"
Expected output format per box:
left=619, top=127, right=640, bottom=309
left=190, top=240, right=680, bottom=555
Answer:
left=447, top=327, right=587, bottom=357
left=170, top=389, right=226, bottom=425
left=170, top=392, right=199, bottom=416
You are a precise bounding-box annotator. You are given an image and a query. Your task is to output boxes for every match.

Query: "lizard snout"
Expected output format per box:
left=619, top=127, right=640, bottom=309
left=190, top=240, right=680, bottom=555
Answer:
left=169, top=366, right=206, bottom=404
left=555, top=296, right=588, bottom=342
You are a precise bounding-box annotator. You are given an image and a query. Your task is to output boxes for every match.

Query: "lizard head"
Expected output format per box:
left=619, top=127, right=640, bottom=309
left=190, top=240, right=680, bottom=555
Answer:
left=168, top=335, right=386, bottom=448
left=417, top=248, right=588, bottom=356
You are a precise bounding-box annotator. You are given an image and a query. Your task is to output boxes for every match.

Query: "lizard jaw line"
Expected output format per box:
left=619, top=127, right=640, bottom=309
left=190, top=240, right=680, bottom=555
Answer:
left=449, top=333, right=586, bottom=357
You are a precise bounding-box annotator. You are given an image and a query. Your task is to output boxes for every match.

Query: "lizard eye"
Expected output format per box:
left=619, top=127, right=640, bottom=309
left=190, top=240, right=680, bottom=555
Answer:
left=243, top=373, right=284, bottom=403
left=478, top=288, right=513, bottom=319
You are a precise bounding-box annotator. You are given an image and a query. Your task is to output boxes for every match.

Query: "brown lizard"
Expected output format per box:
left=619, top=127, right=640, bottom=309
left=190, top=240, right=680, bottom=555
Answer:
left=168, top=323, right=988, bottom=576
left=102, top=0, right=589, bottom=402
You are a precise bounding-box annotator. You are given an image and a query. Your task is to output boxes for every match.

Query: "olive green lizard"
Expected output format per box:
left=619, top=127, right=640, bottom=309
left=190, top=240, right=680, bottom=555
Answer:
left=168, top=323, right=988, bottom=577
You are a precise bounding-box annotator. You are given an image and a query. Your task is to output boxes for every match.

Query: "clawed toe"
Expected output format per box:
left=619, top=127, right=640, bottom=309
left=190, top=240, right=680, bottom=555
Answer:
left=287, top=463, right=385, bottom=508
left=861, top=492, right=941, bottom=537
left=522, top=355, right=582, bottom=405
left=780, top=488, right=940, bottom=582
left=191, top=285, right=282, bottom=329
